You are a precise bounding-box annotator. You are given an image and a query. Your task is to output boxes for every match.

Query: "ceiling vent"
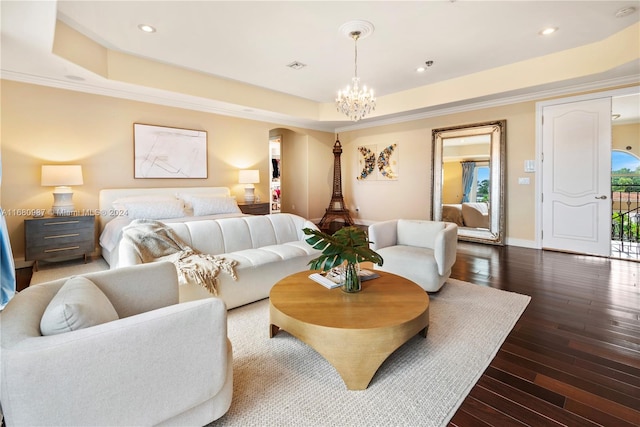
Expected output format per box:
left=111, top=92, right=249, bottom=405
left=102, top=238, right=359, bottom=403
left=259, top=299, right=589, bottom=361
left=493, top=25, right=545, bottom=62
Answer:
left=286, top=61, right=307, bottom=70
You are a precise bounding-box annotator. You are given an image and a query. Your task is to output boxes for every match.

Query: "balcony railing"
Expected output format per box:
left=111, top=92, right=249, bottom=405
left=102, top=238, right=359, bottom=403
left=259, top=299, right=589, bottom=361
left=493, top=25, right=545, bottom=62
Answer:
left=611, top=184, right=640, bottom=259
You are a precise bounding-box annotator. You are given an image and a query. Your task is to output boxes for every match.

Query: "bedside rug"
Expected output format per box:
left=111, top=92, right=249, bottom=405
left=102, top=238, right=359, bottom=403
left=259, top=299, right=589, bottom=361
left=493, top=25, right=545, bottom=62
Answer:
left=211, top=278, right=531, bottom=427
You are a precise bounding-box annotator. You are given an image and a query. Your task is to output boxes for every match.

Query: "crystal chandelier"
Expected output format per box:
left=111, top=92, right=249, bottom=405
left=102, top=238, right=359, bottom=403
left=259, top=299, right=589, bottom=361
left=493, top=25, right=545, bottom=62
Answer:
left=336, top=30, right=376, bottom=122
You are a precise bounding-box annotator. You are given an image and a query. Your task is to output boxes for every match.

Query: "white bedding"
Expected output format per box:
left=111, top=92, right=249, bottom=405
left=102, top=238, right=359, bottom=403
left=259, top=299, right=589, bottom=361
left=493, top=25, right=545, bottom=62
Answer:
left=98, top=187, right=248, bottom=267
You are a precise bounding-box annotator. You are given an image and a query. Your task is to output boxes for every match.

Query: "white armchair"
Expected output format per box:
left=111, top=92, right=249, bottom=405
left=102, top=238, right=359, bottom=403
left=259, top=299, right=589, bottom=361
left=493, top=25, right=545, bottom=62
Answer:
left=0, top=262, right=232, bottom=426
left=368, top=219, right=458, bottom=292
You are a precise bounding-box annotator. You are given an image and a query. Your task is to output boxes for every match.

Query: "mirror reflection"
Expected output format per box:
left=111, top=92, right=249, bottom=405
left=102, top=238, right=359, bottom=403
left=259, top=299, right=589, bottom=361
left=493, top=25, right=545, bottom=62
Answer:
left=432, top=120, right=506, bottom=245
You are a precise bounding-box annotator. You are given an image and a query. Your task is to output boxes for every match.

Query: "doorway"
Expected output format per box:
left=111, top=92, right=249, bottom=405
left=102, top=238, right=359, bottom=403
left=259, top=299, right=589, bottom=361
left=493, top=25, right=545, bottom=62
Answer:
left=536, top=86, right=640, bottom=259
left=269, top=136, right=281, bottom=213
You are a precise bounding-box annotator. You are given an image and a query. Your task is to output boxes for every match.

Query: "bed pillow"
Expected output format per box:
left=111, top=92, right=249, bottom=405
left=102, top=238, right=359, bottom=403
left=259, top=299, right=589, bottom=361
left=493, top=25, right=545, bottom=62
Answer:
left=191, top=196, right=241, bottom=216
left=40, top=276, right=119, bottom=336
left=176, top=192, right=228, bottom=210
left=120, top=199, right=185, bottom=219
left=112, top=195, right=178, bottom=213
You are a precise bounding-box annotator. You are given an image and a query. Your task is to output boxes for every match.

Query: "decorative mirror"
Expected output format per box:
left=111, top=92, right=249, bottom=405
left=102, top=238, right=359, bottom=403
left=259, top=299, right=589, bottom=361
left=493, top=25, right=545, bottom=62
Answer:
left=431, top=120, right=506, bottom=245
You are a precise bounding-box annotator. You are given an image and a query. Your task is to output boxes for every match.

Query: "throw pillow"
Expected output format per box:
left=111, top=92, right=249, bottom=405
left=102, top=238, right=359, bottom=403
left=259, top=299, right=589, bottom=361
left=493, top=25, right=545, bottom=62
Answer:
left=40, top=276, right=119, bottom=336
left=121, top=199, right=186, bottom=219
left=191, top=196, right=241, bottom=216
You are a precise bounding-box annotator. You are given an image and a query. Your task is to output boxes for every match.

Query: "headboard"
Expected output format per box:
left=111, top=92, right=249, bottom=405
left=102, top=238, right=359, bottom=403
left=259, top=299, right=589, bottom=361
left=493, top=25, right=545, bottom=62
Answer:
left=98, top=187, right=231, bottom=231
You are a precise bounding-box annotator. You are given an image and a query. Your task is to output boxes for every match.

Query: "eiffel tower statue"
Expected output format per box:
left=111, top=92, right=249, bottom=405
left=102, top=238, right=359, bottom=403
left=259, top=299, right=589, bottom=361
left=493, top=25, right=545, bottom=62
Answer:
left=318, top=136, right=355, bottom=231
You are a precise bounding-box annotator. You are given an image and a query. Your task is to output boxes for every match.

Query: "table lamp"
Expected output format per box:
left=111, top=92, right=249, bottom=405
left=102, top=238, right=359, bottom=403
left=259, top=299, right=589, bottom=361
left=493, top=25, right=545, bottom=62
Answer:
left=239, top=169, right=260, bottom=203
left=41, top=165, right=83, bottom=215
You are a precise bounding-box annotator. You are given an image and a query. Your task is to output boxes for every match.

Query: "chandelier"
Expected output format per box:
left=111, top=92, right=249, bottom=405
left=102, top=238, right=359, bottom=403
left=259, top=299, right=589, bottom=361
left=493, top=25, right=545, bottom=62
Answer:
left=336, top=30, right=376, bottom=122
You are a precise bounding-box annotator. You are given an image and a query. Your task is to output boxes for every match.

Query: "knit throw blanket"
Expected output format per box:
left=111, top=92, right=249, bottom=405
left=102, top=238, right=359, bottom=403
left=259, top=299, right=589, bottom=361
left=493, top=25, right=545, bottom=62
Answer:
left=121, top=219, right=237, bottom=295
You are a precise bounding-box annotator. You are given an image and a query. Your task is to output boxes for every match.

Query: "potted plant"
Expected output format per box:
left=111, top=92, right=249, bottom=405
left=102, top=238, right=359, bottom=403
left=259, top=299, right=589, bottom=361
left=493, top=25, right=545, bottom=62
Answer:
left=303, top=226, right=383, bottom=293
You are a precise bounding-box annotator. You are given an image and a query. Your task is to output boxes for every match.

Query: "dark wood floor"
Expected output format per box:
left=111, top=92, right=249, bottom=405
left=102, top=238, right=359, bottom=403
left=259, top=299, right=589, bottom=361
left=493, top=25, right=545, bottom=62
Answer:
left=449, top=242, right=639, bottom=427
left=12, top=242, right=639, bottom=426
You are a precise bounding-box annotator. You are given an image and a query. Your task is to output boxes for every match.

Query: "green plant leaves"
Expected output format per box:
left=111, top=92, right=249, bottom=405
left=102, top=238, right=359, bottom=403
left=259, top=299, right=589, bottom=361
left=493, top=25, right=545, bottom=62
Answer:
left=303, top=226, right=383, bottom=271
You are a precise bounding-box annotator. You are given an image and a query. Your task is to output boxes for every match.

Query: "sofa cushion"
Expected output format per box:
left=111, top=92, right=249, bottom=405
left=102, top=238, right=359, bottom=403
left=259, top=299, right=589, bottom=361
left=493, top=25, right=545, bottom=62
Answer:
left=40, top=276, right=119, bottom=336
left=397, top=220, right=445, bottom=249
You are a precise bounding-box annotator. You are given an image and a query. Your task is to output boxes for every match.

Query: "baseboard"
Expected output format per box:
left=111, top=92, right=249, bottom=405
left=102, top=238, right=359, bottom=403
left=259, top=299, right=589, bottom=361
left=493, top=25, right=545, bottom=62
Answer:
left=505, top=238, right=539, bottom=249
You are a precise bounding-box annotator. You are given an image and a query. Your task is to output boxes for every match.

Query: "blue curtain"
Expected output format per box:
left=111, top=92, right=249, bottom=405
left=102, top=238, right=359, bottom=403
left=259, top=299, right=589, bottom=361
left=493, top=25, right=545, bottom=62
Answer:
left=1, top=156, right=16, bottom=308
left=461, top=161, right=476, bottom=203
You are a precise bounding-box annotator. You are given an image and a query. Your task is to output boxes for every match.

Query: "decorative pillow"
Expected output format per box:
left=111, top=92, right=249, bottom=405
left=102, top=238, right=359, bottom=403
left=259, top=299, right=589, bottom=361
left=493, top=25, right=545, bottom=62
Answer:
left=120, top=199, right=185, bottom=219
left=176, top=192, right=227, bottom=210
left=40, top=276, right=119, bottom=336
left=191, top=196, right=241, bottom=216
left=112, top=195, right=177, bottom=212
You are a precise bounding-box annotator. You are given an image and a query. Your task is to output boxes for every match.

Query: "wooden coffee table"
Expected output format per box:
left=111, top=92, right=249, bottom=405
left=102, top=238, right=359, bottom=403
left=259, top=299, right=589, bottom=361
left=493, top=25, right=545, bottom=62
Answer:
left=269, top=270, right=429, bottom=390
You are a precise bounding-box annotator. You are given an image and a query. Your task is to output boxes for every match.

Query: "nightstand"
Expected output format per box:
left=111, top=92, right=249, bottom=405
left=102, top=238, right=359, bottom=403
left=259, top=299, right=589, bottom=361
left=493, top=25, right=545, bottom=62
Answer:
left=25, top=215, right=95, bottom=271
left=238, top=202, right=270, bottom=215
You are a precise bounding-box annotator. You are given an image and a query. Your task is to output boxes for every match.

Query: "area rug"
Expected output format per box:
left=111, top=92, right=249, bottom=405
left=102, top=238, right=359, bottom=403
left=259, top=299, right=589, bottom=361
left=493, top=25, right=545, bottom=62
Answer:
left=210, top=279, right=531, bottom=426
left=29, top=257, right=110, bottom=285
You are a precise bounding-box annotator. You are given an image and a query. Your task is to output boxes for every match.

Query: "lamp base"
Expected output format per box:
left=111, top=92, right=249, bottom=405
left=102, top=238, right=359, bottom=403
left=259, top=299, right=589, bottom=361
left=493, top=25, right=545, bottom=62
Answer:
left=244, top=187, right=256, bottom=204
left=51, top=187, right=75, bottom=216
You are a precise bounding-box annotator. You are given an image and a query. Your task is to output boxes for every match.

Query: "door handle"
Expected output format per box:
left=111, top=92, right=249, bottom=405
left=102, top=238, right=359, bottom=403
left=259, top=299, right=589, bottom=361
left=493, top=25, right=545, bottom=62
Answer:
left=595, top=195, right=607, bottom=199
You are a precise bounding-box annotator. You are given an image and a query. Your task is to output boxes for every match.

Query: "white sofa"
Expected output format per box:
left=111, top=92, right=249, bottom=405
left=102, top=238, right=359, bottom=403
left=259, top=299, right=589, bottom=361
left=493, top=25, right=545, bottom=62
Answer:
left=118, top=213, right=321, bottom=309
left=0, top=262, right=232, bottom=426
left=368, top=219, right=458, bottom=292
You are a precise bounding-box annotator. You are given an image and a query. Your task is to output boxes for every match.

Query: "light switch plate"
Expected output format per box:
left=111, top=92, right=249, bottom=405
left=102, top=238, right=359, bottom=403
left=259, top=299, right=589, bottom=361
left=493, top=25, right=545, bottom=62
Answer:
left=518, top=177, right=530, bottom=185
left=524, top=160, right=535, bottom=173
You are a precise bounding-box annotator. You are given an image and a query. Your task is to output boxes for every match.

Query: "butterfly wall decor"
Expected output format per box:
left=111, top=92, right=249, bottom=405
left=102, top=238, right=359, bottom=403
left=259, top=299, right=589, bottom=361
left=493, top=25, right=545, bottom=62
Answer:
left=356, top=143, right=398, bottom=181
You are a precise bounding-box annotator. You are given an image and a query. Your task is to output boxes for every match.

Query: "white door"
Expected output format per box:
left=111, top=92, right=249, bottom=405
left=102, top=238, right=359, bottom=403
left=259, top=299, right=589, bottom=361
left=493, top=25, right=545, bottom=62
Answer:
left=541, top=97, right=611, bottom=256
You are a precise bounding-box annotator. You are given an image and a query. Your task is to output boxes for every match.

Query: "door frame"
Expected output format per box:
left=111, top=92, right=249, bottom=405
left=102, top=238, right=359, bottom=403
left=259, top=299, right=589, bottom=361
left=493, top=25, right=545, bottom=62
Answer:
left=534, top=85, right=640, bottom=250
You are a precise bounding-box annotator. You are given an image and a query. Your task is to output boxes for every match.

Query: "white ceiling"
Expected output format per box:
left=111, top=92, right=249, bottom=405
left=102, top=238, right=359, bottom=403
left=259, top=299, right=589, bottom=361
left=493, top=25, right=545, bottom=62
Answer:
left=1, top=1, right=639, bottom=131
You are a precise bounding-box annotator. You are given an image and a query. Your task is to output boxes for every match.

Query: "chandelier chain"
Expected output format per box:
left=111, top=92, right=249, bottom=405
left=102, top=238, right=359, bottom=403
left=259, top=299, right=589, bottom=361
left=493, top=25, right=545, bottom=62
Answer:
left=335, top=30, right=376, bottom=122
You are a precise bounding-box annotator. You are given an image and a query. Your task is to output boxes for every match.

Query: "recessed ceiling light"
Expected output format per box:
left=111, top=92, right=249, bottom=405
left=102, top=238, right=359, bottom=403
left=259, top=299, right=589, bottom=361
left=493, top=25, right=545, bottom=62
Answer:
left=539, top=27, right=558, bottom=36
left=137, top=24, right=156, bottom=33
left=417, top=60, right=434, bottom=73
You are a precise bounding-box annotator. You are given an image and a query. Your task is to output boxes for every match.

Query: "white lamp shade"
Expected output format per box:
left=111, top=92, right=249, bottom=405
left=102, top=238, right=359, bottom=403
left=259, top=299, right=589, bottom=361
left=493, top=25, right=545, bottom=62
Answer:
left=238, top=169, right=260, bottom=184
left=41, top=165, right=84, bottom=187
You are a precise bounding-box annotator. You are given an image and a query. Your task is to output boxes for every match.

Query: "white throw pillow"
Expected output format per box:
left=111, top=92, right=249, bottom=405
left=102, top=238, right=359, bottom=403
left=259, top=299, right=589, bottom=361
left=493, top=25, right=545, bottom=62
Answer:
left=121, top=199, right=185, bottom=219
left=40, top=276, right=119, bottom=336
left=176, top=192, right=227, bottom=210
left=112, top=195, right=177, bottom=212
left=191, top=196, right=241, bottom=216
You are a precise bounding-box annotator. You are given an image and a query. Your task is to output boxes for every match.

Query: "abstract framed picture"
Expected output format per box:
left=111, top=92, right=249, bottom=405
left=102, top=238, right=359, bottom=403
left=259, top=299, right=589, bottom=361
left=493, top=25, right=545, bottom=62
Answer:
left=133, top=123, right=208, bottom=178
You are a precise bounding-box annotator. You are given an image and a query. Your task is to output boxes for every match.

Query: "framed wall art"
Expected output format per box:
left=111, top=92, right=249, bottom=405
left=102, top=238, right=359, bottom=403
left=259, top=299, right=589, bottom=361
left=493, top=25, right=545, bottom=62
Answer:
left=133, top=123, right=208, bottom=178
left=356, top=143, right=398, bottom=181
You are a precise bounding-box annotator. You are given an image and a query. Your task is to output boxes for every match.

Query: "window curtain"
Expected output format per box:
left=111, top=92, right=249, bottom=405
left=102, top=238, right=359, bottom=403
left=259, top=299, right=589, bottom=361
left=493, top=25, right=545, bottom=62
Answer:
left=461, top=161, right=476, bottom=203
left=1, top=156, right=16, bottom=309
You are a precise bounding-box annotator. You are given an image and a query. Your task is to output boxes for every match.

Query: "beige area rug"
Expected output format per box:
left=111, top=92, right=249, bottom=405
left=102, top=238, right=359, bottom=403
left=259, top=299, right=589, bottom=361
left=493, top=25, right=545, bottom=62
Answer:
left=29, top=257, right=110, bottom=285
left=211, top=279, right=531, bottom=427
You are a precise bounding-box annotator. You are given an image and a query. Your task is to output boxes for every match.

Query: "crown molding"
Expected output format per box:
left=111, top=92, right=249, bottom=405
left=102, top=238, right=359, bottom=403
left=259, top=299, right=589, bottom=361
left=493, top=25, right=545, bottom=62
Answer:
left=335, top=75, right=640, bottom=132
left=3, top=69, right=638, bottom=134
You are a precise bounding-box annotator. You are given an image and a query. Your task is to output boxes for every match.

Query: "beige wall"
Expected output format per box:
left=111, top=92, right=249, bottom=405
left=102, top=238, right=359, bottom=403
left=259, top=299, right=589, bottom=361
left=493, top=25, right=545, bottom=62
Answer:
left=613, top=123, right=640, bottom=159
left=339, top=101, right=537, bottom=241
left=2, top=79, right=638, bottom=263
left=0, top=80, right=333, bottom=260
left=442, top=161, right=462, bottom=204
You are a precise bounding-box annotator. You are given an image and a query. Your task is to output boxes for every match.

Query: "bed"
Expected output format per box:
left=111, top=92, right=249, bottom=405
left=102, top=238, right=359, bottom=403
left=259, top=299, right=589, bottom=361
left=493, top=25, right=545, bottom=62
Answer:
left=442, top=204, right=464, bottom=226
left=98, top=187, right=248, bottom=267
left=442, top=202, right=490, bottom=229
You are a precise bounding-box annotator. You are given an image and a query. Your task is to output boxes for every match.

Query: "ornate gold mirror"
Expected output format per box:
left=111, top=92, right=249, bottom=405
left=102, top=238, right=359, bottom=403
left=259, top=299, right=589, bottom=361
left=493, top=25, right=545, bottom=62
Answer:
left=432, top=120, right=506, bottom=245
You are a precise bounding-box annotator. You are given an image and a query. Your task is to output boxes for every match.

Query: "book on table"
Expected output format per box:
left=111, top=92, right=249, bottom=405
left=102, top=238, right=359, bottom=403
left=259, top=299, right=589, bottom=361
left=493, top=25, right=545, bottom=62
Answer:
left=308, top=268, right=380, bottom=289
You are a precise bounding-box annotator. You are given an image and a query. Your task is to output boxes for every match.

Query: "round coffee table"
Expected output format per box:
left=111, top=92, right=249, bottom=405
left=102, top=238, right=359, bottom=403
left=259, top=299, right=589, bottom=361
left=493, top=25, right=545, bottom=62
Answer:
left=269, top=270, right=429, bottom=390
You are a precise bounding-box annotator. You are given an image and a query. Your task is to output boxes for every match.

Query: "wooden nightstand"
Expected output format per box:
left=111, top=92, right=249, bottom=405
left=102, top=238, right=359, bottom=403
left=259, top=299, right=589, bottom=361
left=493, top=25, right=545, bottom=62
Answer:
left=25, top=215, right=96, bottom=271
left=238, top=202, right=270, bottom=215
